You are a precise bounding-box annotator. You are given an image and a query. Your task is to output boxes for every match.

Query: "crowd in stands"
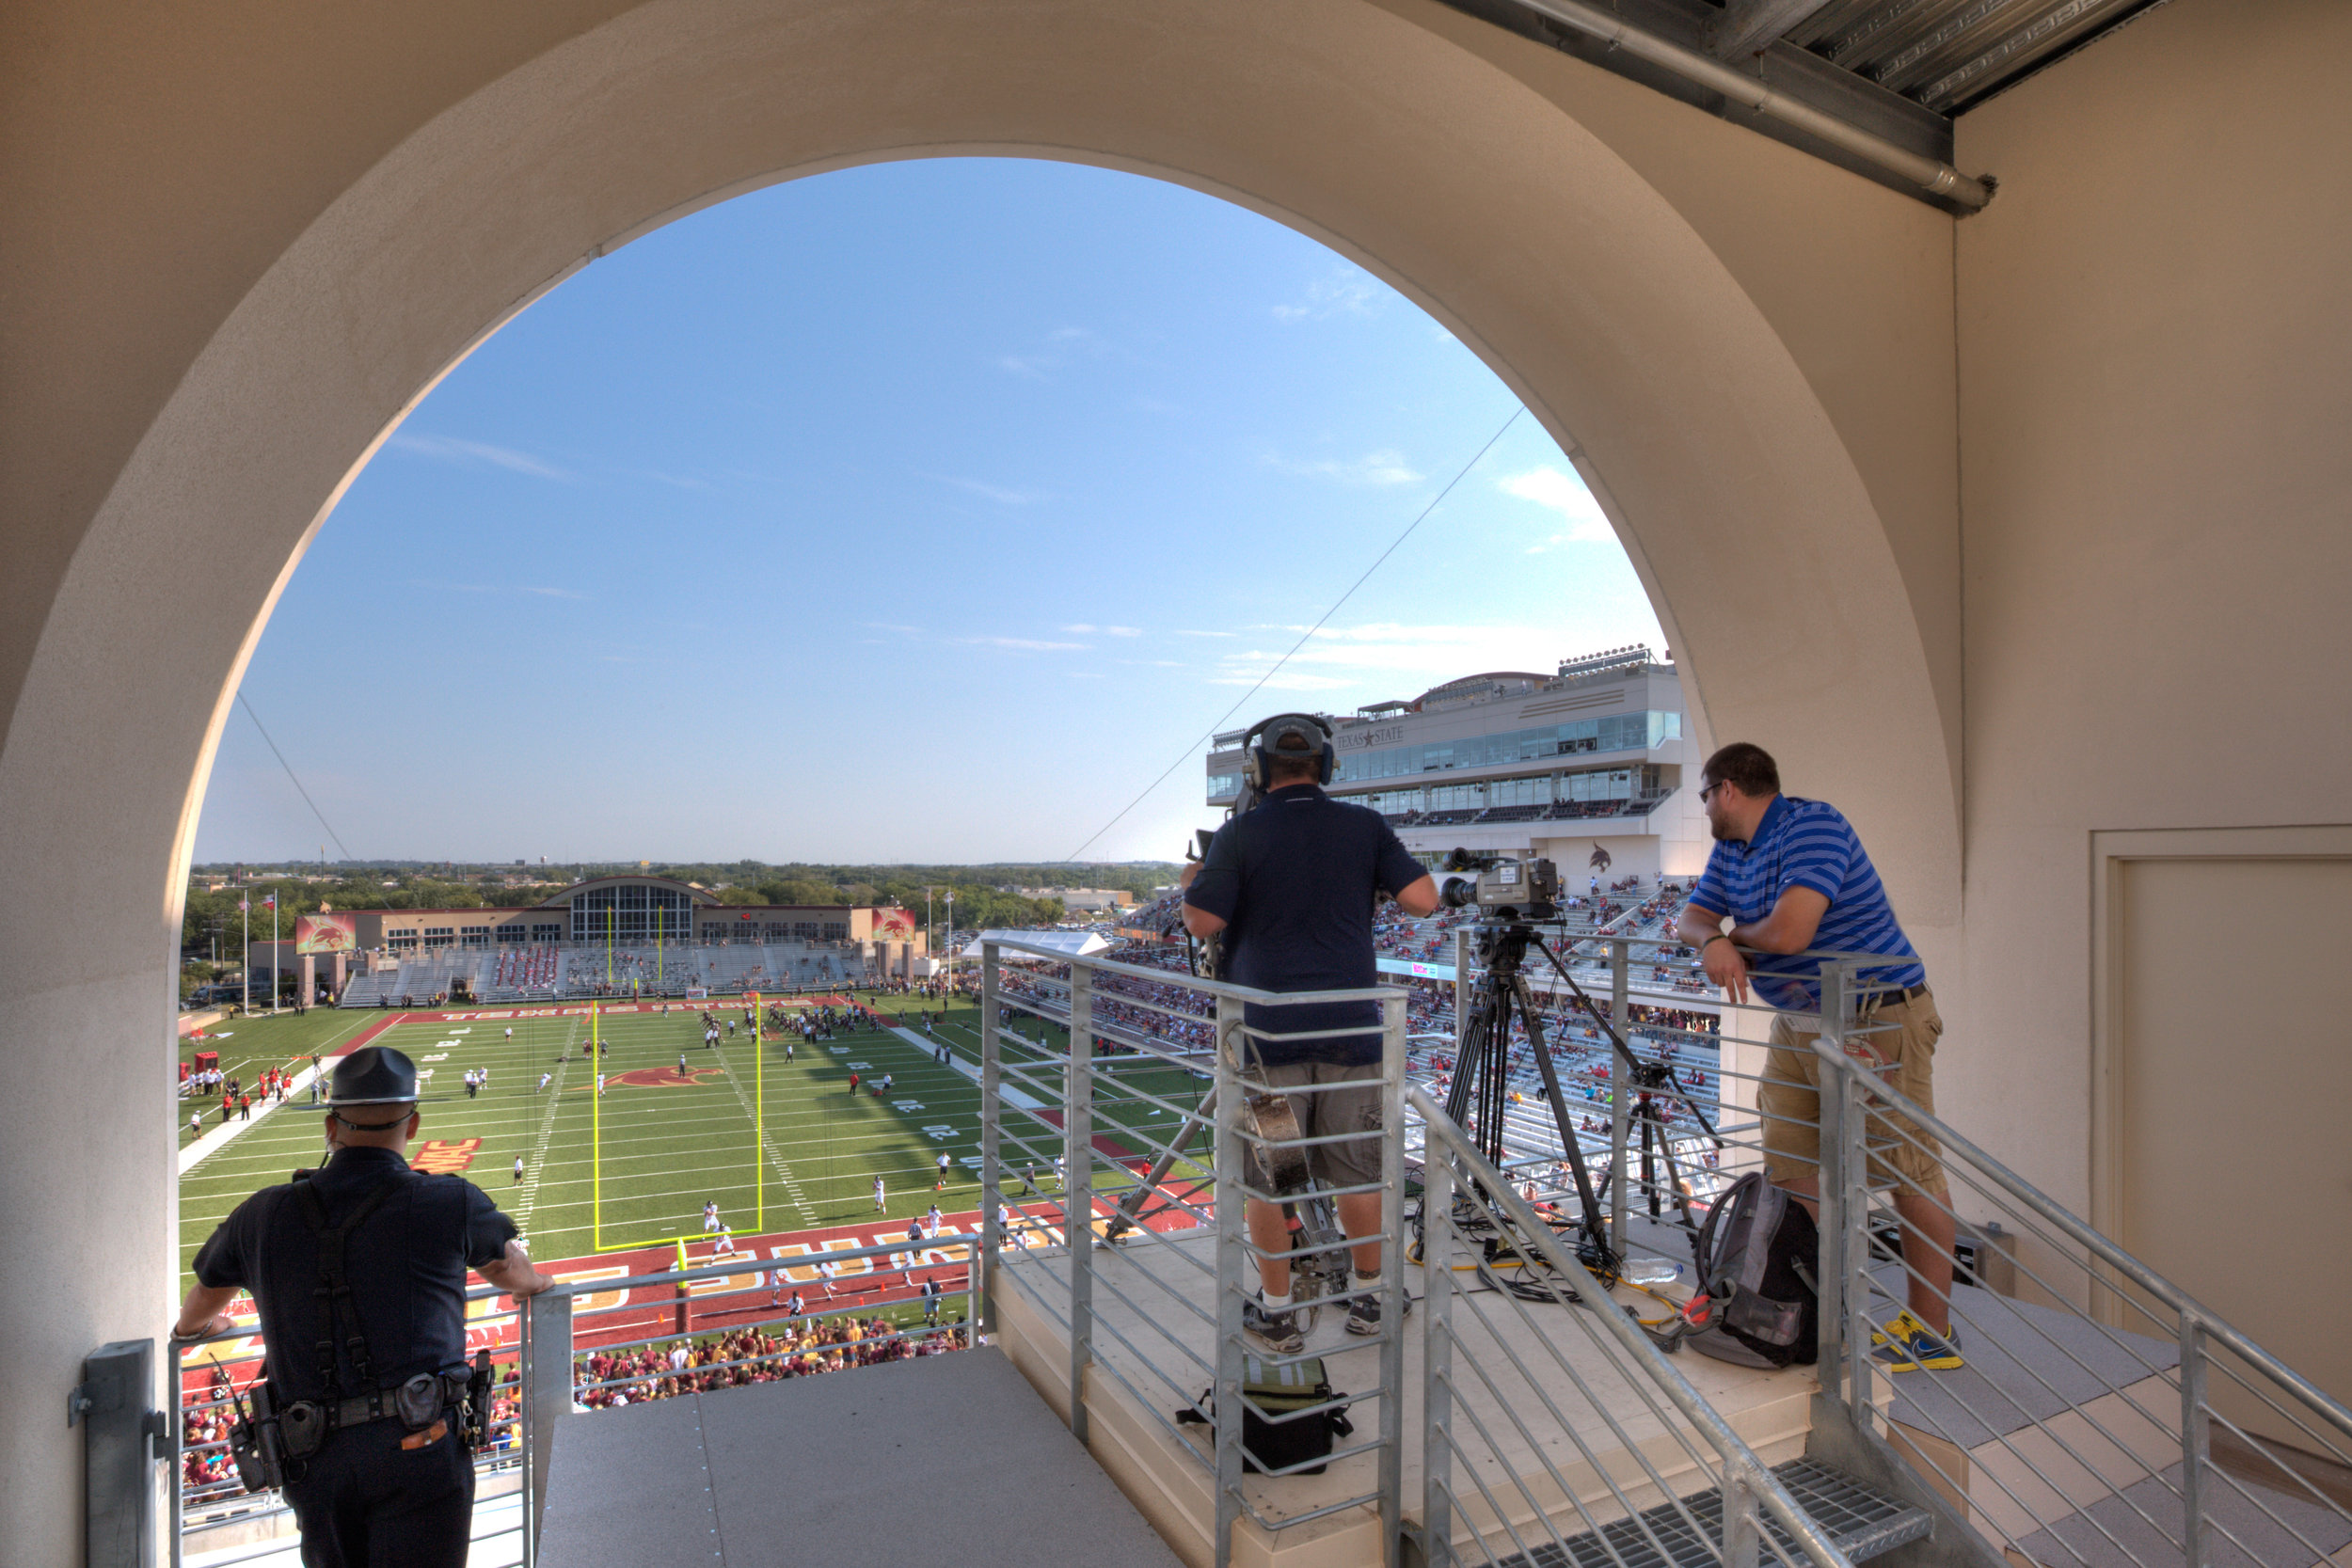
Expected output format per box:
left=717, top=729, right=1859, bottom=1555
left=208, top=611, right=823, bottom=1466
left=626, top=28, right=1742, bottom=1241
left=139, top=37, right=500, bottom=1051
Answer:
left=572, top=1319, right=968, bottom=1409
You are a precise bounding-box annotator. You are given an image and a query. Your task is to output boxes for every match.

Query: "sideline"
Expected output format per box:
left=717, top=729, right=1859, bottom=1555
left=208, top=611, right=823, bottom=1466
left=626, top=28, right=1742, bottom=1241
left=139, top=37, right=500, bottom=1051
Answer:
left=887, top=1023, right=1048, bottom=1111
left=176, top=1010, right=400, bottom=1176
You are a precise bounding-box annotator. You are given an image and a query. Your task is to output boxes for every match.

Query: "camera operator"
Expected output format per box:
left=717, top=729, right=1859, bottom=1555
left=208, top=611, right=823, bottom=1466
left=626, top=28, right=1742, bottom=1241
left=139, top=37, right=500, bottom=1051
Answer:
left=170, top=1046, right=554, bottom=1565
left=1673, top=741, right=1961, bottom=1372
left=1180, top=715, right=1438, bottom=1353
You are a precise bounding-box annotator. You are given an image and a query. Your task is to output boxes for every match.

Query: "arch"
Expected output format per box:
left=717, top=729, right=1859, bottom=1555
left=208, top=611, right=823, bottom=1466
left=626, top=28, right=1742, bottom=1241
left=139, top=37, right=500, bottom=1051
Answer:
left=0, top=0, right=1957, bottom=1545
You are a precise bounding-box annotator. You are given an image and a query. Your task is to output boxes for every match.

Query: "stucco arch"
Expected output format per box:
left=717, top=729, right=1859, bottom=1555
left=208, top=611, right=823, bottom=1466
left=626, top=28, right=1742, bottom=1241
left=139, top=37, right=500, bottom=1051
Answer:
left=0, top=0, right=1958, bottom=1545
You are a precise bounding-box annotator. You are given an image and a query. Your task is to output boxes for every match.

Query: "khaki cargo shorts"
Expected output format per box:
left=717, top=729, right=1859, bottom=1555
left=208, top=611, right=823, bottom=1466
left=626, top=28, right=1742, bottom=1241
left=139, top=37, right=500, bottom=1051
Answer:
left=1759, top=990, right=1947, bottom=1198
left=1248, top=1059, right=1385, bottom=1190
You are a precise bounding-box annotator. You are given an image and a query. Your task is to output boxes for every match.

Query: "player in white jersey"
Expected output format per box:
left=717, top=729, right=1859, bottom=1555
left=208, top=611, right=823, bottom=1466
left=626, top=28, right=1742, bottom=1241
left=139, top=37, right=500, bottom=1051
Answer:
left=872, top=1175, right=886, bottom=1212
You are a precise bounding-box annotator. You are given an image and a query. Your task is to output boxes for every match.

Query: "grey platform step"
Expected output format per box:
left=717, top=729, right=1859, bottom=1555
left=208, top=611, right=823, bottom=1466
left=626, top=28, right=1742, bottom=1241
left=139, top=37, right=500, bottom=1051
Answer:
left=1490, top=1457, right=1931, bottom=1568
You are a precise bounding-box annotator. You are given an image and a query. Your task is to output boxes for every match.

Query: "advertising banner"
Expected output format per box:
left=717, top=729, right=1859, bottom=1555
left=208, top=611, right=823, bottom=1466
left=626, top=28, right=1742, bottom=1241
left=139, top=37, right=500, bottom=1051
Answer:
left=294, top=912, right=358, bottom=955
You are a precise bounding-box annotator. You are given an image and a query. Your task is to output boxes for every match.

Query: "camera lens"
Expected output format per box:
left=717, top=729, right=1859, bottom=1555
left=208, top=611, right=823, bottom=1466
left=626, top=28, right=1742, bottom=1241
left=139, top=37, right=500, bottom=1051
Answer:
left=1440, top=877, right=1477, bottom=910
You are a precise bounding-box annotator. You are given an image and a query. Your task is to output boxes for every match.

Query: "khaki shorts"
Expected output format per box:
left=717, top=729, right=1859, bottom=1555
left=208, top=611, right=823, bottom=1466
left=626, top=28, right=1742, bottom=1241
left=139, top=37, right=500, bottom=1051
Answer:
left=1759, top=990, right=1947, bottom=1198
left=1248, top=1060, right=1385, bottom=1190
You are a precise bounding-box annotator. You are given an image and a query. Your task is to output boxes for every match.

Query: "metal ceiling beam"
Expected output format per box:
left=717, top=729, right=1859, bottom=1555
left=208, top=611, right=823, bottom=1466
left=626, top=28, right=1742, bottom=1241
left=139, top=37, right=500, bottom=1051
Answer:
left=1492, top=0, right=1994, bottom=209
left=1708, top=0, right=1843, bottom=60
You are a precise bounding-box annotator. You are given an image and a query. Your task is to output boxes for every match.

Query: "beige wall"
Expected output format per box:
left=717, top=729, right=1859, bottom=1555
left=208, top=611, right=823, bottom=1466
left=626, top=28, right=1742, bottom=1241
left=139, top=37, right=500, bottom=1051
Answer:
left=1947, top=0, right=2352, bottom=1211
left=51, top=0, right=2352, bottom=1554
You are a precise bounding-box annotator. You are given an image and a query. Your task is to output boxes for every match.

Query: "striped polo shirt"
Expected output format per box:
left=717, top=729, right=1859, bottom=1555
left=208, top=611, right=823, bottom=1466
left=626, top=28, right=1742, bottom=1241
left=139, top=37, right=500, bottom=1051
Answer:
left=1687, top=795, right=1924, bottom=1013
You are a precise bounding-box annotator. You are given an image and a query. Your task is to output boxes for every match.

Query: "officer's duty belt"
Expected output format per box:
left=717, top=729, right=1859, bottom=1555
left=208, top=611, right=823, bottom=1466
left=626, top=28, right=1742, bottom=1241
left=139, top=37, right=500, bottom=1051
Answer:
left=327, top=1370, right=470, bottom=1432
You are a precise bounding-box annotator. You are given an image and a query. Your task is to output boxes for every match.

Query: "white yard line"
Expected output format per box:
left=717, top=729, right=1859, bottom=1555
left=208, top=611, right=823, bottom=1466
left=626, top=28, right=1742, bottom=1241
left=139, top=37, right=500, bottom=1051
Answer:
left=507, top=1013, right=583, bottom=1242
left=717, top=1041, right=818, bottom=1224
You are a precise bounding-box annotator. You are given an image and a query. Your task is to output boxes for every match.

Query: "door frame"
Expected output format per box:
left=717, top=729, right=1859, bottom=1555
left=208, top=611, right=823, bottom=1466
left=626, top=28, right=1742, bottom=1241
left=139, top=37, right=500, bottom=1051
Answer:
left=2089, top=823, right=2352, bottom=1278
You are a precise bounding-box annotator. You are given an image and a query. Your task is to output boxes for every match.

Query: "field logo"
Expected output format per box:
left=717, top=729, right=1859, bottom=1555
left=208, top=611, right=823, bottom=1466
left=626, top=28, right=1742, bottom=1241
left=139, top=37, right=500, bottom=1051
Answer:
left=610, top=1065, right=724, bottom=1089
left=411, top=1138, right=483, bottom=1174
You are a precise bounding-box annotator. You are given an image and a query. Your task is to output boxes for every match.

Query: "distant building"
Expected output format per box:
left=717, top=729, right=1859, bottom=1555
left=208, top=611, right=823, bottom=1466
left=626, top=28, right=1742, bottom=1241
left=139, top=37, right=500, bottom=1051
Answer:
left=1203, top=645, right=1707, bottom=881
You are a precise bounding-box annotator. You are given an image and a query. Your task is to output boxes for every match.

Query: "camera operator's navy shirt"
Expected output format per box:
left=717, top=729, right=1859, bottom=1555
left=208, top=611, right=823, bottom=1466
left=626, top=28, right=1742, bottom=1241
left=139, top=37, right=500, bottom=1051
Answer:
left=1184, top=783, right=1427, bottom=1066
left=192, top=1145, right=517, bottom=1399
left=1686, top=794, right=1924, bottom=1013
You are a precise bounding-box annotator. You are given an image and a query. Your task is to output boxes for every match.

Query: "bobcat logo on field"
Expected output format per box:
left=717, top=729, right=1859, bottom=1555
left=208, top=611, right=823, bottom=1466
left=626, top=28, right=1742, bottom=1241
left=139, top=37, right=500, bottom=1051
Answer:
left=608, top=1065, right=724, bottom=1089
left=411, top=1138, right=483, bottom=1174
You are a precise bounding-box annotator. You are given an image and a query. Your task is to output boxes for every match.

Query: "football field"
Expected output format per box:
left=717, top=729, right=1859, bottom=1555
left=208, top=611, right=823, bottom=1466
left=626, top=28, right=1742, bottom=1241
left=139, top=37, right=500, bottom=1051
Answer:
left=176, top=991, right=1211, bottom=1287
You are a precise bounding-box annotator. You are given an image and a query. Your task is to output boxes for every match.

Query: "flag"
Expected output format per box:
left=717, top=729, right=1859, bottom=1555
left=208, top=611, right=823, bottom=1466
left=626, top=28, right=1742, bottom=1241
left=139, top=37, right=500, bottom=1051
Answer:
left=238, top=900, right=249, bottom=911
left=263, top=895, right=277, bottom=909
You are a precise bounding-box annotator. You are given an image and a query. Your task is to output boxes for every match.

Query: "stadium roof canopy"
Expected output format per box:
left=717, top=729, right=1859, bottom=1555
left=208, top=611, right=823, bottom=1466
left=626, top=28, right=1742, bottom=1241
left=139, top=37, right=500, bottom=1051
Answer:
left=961, top=929, right=1112, bottom=960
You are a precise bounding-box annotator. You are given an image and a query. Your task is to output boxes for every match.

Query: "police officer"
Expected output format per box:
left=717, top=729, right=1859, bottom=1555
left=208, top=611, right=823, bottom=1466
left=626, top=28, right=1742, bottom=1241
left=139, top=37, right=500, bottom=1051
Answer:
left=1180, top=713, right=1438, bottom=1353
left=170, top=1046, right=552, bottom=1566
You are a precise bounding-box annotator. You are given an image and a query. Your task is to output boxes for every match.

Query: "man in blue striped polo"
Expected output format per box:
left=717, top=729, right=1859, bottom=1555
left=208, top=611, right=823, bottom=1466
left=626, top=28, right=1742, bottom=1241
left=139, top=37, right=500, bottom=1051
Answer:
left=1674, top=742, right=1961, bottom=1372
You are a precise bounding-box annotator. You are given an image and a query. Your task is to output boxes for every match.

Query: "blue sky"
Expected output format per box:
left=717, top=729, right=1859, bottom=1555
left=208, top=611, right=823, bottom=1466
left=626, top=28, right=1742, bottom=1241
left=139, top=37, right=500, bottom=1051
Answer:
left=198, top=158, right=1663, bottom=866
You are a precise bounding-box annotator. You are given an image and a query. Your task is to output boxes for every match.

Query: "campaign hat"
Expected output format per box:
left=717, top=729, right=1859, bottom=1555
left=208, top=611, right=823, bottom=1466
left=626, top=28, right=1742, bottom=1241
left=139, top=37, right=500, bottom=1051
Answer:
left=325, top=1045, right=422, bottom=1107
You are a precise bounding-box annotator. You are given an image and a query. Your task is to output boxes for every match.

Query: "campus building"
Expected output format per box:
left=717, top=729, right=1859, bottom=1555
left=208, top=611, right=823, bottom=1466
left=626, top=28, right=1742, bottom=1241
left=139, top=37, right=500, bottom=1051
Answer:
left=1204, top=646, right=1707, bottom=881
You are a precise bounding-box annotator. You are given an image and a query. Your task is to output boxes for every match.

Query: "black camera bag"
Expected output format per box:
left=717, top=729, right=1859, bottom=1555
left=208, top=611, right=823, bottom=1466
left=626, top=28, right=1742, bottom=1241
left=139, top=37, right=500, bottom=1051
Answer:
left=1177, top=1354, right=1355, bottom=1475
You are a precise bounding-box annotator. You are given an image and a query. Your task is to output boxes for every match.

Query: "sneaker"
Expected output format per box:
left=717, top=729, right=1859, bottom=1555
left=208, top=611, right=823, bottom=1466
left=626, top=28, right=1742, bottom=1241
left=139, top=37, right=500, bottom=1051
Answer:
left=1346, top=1290, right=1413, bottom=1338
left=1871, top=1309, right=1963, bottom=1371
left=1244, top=1300, right=1305, bottom=1354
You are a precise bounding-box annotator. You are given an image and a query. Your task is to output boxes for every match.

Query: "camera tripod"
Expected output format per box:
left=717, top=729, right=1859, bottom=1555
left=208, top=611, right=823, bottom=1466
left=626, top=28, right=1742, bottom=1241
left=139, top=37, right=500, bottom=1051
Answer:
left=1442, top=920, right=1617, bottom=1276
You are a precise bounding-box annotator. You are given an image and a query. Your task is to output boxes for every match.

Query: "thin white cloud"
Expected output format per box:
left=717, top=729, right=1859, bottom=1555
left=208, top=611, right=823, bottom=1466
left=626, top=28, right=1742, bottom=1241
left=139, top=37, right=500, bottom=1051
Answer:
left=1501, top=465, right=1613, bottom=549
left=388, top=433, right=569, bottom=480
left=994, top=325, right=1110, bottom=381
left=961, top=636, right=1089, bottom=652
left=520, top=586, right=588, bottom=600
left=1209, top=622, right=1569, bottom=691
left=1207, top=671, right=1357, bottom=691
left=1272, top=264, right=1387, bottom=324
left=1176, top=629, right=1237, bottom=639
left=938, top=475, right=1046, bottom=505
left=1265, top=450, right=1423, bottom=486
left=861, top=622, right=926, bottom=637
left=1064, top=624, right=1142, bottom=637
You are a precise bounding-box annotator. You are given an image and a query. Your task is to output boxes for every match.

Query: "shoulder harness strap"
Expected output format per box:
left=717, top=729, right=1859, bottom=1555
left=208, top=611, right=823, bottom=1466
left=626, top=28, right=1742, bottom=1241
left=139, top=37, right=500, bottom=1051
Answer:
left=293, top=1170, right=406, bottom=1400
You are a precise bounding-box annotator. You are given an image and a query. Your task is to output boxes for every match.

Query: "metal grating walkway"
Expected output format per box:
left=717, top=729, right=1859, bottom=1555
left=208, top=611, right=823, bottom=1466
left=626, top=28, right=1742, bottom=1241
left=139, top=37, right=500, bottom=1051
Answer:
left=1487, top=1458, right=1931, bottom=1568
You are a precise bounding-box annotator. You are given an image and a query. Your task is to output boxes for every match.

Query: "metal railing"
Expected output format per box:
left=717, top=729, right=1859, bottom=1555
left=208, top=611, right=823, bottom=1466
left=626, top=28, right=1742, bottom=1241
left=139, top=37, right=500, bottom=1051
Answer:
left=170, top=1287, right=526, bottom=1568
left=1414, top=1083, right=1858, bottom=1568
left=977, top=936, right=1410, bottom=1568
left=1800, top=956, right=2352, bottom=1568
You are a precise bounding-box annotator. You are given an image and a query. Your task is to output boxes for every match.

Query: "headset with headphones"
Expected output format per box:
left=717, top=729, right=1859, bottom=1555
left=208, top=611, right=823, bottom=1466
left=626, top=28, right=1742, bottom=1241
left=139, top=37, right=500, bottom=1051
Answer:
left=1240, top=711, right=1336, bottom=793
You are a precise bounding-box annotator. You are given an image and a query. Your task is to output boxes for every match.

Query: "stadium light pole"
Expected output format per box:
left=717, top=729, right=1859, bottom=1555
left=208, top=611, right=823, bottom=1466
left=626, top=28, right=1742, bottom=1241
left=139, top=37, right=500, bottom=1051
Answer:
left=241, top=896, right=249, bottom=1016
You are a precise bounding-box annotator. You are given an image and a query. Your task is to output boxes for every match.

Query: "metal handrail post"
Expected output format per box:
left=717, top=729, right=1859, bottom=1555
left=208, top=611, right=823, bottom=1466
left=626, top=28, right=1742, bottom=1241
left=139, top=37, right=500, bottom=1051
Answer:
left=2180, top=1320, right=2208, bottom=1568
left=1814, top=978, right=1850, bottom=1395
left=1609, top=936, right=1631, bottom=1253
left=1724, top=1469, right=1764, bottom=1568
left=517, top=1299, right=533, bottom=1568
left=1377, top=990, right=1406, bottom=1568
left=1068, top=958, right=1096, bottom=1445
left=1822, top=963, right=1872, bottom=1418
left=521, top=1289, right=571, bottom=1555
left=1422, top=1130, right=1455, bottom=1568
left=1212, top=993, right=1248, bottom=1568
left=979, top=942, right=1003, bottom=1340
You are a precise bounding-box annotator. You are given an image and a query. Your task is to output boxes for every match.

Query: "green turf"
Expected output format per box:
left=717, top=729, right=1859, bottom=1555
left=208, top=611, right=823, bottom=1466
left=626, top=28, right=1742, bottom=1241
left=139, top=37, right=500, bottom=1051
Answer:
left=175, top=990, right=1211, bottom=1291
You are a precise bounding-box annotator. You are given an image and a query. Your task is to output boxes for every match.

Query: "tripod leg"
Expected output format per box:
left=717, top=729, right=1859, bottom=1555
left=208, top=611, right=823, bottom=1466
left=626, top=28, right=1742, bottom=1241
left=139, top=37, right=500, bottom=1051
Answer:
left=1510, top=974, right=1609, bottom=1247
left=1104, top=1084, right=1215, bottom=1240
left=1641, top=1100, right=1661, bottom=1218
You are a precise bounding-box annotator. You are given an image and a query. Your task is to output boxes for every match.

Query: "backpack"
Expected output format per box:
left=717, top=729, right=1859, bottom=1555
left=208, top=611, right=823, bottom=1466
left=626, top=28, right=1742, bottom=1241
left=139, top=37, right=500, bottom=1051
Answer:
left=1670, top=1172, right=1820, bottom=1370
left=1177, top=1354, right=1356, bottom=1475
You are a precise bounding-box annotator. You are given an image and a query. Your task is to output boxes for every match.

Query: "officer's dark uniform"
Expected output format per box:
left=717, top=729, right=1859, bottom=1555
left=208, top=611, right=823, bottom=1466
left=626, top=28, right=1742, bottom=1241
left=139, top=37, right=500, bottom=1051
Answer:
left=191, top=1046, right=518, bottom=1568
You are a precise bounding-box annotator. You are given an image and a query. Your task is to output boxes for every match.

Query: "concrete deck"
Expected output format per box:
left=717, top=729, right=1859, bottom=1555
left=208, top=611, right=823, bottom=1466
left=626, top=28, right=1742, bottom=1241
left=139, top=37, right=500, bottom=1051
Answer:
left=992, top=1221, right=1822, bottom=1568
left=538, top=1346, right=1183, bottom=1568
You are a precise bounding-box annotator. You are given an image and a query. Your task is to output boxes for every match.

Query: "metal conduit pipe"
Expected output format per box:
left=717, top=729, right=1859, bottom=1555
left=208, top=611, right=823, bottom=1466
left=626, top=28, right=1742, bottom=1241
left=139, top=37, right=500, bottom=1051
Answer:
left=1496, top=0, right=1996, bottom=211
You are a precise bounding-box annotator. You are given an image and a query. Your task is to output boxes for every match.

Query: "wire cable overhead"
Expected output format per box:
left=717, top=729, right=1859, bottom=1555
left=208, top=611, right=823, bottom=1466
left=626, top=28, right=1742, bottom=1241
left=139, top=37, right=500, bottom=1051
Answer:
left=1063, top=404, right=1524, bottom=862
